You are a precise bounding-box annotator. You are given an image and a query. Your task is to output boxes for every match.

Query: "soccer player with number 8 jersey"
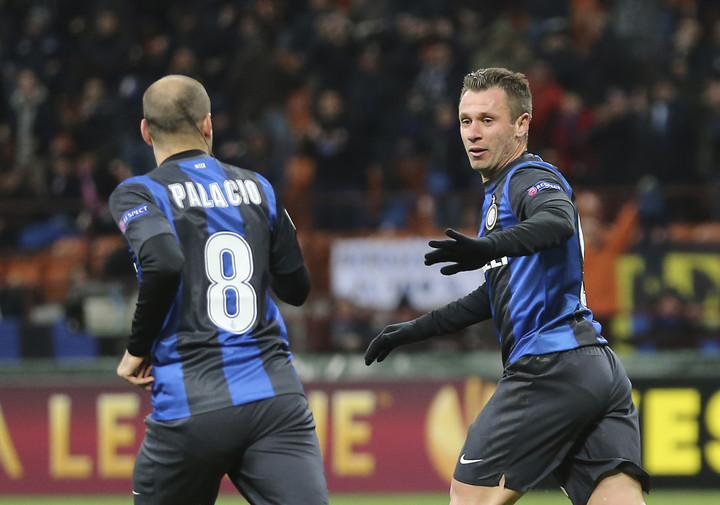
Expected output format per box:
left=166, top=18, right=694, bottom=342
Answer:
left=109, top=75, right=328, bottom=505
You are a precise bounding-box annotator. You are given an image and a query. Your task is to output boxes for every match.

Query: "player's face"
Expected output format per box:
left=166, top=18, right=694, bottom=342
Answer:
left=459, top=87, right=529, bottom=181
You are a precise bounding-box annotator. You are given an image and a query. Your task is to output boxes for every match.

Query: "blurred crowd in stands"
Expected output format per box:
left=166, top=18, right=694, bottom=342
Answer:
left=1, top=0, right=720, bottom=357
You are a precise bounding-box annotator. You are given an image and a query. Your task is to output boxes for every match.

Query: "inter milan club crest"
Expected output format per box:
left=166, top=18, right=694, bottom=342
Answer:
left=485, top=194, right=498, bottom=231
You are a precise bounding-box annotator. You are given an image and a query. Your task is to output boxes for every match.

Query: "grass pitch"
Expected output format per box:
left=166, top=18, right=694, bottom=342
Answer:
left=2, top=490, right=719, bottom=504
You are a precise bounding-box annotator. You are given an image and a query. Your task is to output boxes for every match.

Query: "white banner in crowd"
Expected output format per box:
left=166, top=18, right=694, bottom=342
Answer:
left=330, top=238, right=484, bottom=311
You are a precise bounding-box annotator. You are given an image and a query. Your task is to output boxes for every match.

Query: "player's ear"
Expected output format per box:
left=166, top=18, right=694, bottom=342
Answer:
left=515, top=112, right=530, bottom=139
left=202, top=113, right=212, bottom=139
left=140, top=119, right=153, bottom=146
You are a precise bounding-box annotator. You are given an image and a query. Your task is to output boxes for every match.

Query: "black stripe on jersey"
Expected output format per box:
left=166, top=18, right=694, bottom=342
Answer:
left=486, top=181, right=517, bottom=364
left=223, top=165, right=299, bottom=397
left=151, top=166, right=236, bottom=414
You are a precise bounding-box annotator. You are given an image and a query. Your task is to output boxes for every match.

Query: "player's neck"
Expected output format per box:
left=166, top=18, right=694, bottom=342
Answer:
left=152, top=141, right=211, bottom=166
left=481, top=145, right=528, bottom=183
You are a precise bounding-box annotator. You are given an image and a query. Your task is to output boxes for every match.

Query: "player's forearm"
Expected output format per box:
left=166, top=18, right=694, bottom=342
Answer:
left=419, top=286, right=493, bottom=336
left=272, top=265, right=311, bottom=306
left=127, top=234, right=184, bottom=357
left=365, top=286, right=491, bottom=364
left=486, top=200, right=575, bottom=257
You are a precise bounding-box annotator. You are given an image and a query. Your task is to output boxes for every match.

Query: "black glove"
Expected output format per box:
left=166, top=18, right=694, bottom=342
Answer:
left=424, top=228, right=496, bottom=275
left=365, top=318, right=432, bottom=365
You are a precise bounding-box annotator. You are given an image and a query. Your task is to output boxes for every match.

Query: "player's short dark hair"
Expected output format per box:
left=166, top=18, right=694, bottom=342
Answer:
left=143, top=75, right=211, bottom=139
left=460, top=68, right=532, bottom=122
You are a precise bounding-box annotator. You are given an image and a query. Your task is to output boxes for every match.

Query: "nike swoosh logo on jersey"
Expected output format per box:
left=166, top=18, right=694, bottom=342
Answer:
left=459, top=454, right=484, bottom=464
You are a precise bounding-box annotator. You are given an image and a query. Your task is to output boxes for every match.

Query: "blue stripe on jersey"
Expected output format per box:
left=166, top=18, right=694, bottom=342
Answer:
left=121, top=175, right=191, bottom=420
left=178, top=158, right=244, bottom=234
left=177, top=158, right=276, bottom=406
left=487, top=160, right=604, bottom=364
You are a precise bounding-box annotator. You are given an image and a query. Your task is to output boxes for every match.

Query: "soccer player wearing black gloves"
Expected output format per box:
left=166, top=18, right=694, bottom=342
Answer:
left=110, top=75, right=328, bottom=505
left=365, top=68, right=649, bottom=505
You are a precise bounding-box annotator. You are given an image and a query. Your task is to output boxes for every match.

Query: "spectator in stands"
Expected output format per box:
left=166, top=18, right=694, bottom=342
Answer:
left=74, top=77, right=120, bottom=156
left=0, top=124, right=21, bottom=197
left=468, top=14, right=532, bottom=74
left=12, top=6, right=60, bottom=80
left=237, top=126, right=282, bottom=189
left=577, top=190, right=639, bottom=342
left=668, top=13, right=702, bottom=81
left=610, top=0, right=668, bottom=86
left=626, top=175, right=673, bottom=345
left=346, top=42, right=394, bottom=173
left=48, top=153, right=82, bottom=202
left=209, top=108, right=244, bottom=166
left=631, top=287, right=702, bottom=351
left=329, top=297, right=372, bottom=352
left=684, top=7, right=720, bottom=81
left=2, top=0, right=720, bottom=354
left=524, top=59, right=564, bottom=153
left=302, top=89, right=361, bottom=229
left=427, top=101, right=467, bottom=186
left=589, top=86, right=644, bottom=186
left=166, top=45, right=199, bottom=79
left=226, top=10, right=299, bottom=129
left=697, top=75, right=720, bottom=218
left=550, top=91, right=596, bottom=183
left=78, top=8, right=133, bottom=87
left=0, top=273, right=32, bottom=320
left=412, top=39, right=462, bottom=115
left=7, top=67, right=57, bottom=196
left=62, top=264, right=91, bottom=332
left=640, top=76, right=698, bottom=184
left=305, top=10, right=356, bottom=92
left=536, top=21, right=588, bottom=92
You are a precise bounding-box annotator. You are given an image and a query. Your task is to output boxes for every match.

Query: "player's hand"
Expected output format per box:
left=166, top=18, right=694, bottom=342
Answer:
left=424, top=228, right=495, bottom=275
left=117, top=350, right=154, bottom=391
left=365, top=321, right=423, bottom=365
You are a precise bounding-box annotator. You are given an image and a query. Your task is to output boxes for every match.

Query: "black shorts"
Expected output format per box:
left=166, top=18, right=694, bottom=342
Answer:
left=454, top=345, right=650, bottom=505
left=132, top=393, right=328, bottom=505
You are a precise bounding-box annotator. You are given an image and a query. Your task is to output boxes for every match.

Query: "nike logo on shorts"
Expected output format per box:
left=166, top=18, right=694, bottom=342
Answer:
left=459, top=453, right=484, bottom=464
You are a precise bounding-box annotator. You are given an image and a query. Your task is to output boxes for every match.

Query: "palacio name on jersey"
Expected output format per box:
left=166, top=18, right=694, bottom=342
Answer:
left=167, top=179, right=263, bottom=209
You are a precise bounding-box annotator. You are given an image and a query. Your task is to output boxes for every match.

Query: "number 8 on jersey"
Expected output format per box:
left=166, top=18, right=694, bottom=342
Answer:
left=204, top=231, right=257, bottom=333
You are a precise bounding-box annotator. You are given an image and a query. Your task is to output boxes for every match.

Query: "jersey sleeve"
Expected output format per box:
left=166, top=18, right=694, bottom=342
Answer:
left=509, top=167, right=572, bottom=220
left=421, top=285, right=493, bottom=335
left=484, top=166, right=576, bottom=258
left=269, top=200, right=306, bottom=275
left=109, top=181, right=176, bottom=255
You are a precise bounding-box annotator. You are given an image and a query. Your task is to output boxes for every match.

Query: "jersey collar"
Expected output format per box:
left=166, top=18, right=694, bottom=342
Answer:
left=161, top=149, right=210, bottom=165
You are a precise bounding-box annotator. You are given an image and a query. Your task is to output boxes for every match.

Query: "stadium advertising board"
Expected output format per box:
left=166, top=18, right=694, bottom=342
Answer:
left=0, top=377, right=719, bottom=494
left=613, top=250, right=720, bottom=347
left=330, top=238, right=483, bottom=310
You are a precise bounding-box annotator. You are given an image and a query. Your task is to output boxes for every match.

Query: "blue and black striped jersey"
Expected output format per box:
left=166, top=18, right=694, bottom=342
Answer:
left=480, top=153, right=606, bottom=365
left=421, top=153, right=607, bottom=367
left=109, top=150, right=305, bottom=421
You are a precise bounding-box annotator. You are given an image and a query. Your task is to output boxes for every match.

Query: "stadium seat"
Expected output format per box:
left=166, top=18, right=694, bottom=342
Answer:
left=88, top=235, right=126, bottom=277
left=51, top=319, right=97, bottom=361
left=0, top=318, right=21, bottom=363
left=44, top=238, right=90, bottom=301
left=4, top=256, right=45, bottom=289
